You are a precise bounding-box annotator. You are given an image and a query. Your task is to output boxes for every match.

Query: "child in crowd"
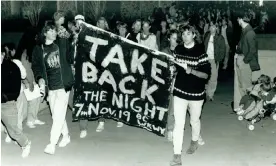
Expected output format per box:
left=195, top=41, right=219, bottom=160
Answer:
left=235, top=75, right=272, bottom=120
left=262, top=77, right=276, bottom=119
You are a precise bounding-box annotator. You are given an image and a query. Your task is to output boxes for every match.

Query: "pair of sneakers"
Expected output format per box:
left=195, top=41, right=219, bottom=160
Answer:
left=95, top=121, right=123, bottom=132
left=79, top=122, right=124, bottom=138
left=44, top=135, right=71, bottom=155
left=26, top=119, right=45, bottom=128
left=79, top=123, right=104, bottom=139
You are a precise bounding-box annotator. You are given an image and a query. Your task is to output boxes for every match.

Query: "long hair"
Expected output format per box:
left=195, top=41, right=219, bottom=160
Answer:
left=39, top=21, right=56, bottom=45
left=97, top=17, right=109, bottom=30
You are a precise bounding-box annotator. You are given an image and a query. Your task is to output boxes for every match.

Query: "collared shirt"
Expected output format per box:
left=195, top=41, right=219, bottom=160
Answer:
left=206, top=35, right=215, bottom=60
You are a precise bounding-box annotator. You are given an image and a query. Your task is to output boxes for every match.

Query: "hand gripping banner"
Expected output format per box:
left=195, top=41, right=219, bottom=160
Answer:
left=72, top=22, right=174, bottom=136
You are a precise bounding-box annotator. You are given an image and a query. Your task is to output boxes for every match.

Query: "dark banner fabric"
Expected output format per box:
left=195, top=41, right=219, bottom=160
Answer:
left=72, top=23, right=174, bottom=136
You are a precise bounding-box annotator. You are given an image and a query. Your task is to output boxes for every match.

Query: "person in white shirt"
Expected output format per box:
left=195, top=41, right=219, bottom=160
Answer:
left=204, top=21, right=226, bottom=101
left=136, top=21, right=159, bottom=50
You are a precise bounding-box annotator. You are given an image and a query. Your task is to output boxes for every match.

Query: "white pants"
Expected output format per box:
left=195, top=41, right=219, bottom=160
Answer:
left=206, top=59, right=219, bottom=98
left=48, top=89, right=69, bottom=145
left=173, top=96, right=204, bottom=154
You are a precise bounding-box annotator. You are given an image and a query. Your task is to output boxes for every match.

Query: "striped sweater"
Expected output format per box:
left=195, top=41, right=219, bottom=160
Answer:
left=173, top=44, right=211, bottom=101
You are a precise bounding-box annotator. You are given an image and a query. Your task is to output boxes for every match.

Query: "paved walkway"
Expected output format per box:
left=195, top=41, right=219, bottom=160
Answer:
left=1, top=81, right=276, bottom=166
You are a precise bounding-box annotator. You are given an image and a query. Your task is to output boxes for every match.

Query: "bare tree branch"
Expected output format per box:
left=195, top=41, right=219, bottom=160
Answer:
left=23, top=1, right=44, bottom=27
left=85, top=1, right=106, bottom=22
left=1, top=1, right=11, bottom=19
left=57, top=1, right=76, bottom=14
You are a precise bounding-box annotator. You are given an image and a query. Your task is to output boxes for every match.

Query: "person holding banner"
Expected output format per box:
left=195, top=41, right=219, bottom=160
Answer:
left=161, top=30, right=178, bottom=142
left=170, top=25, right=211, bottom=166
left=78, top=16, right=123, bottom=134
left=32, top=23, right=71, bottom=155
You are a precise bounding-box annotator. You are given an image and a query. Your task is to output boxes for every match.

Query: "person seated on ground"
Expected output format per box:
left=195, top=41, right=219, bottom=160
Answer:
left=235, top=74, right=272, bottom=116
left=262, top=77, right=276, bottom=108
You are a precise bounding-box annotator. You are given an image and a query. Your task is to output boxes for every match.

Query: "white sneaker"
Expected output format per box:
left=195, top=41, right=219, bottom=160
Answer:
left=34, top=119, right=45, bottom=125
left=5, top=134, right=12, bottom=143
left=58, top=135, right=70, bottom=147
left=22, top=141, right=31, bottom=158
left=80, top=130, right=87, bottom=138
left=44, top=144, right=55, bottom=155
left=96, top=122, right=104, bottom=132
left=26, top=122, right=36, bottom=128
left=117, top=122, right=124, bottom=128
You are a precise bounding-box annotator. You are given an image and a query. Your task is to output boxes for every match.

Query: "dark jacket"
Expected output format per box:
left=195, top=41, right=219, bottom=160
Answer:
left=31, top=43, right=74, bottom=96
left=224, top=25, right=234, bottom=49
left=55, top=36, right=75, bottom=90
left=236, top=25, right=260, bottom=71
left=1, top=59, right=22, bottom=103
left=204, top=32, right=226, bottom=63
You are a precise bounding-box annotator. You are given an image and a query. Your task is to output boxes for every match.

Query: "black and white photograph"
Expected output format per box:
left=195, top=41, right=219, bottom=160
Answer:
left=1, top=0, right=276, bottom=166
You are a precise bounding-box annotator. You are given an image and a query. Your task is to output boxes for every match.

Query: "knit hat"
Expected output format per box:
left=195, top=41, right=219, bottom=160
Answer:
left=53, top=11, right=65, bottom=21
left=75, top=14, right=85, bottom=22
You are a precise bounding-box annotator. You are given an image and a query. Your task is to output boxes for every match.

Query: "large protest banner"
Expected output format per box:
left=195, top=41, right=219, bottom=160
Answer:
left=72, top=23, right=174, bottom=136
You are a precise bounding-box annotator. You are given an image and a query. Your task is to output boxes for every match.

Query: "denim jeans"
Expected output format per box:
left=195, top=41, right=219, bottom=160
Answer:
left=1, top=101, right=29, bottom=147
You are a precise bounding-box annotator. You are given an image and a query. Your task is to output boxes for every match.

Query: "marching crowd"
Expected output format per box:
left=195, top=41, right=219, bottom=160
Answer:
left=1, top=2, right=276, bottom=166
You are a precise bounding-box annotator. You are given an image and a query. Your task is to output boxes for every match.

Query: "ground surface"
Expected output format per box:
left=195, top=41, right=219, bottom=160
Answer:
left=1, top=80, right=276, bottom=166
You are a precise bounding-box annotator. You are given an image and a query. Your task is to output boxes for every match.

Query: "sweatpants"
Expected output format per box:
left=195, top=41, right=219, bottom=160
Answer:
left=48, top=89, right=70, bottom=145
left=173, top=96, right=204, bottom=154
left=2, top=101, right=29, bottom=147
left=206, top=59, right=219, bottom=98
